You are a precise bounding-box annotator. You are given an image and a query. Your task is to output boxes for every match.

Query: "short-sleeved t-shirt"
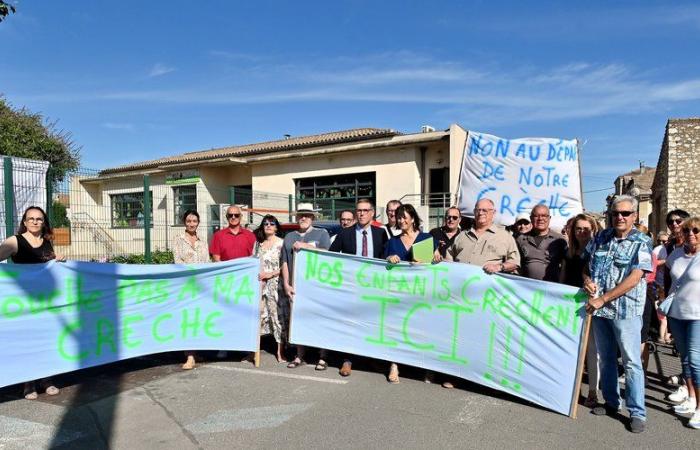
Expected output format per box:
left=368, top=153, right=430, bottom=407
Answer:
left=281, top=227, right=331, bottom=283
left=516, top=230, right=567, bottom=282
left=666, top=247, right=700, bottom=320
left=209, top=227, right=255, bottom=261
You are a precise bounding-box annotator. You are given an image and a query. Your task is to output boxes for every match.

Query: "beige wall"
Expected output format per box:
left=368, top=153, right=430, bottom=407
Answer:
left=448, top=124, right=468, bottom=203
left=251, top=145, right=424, bottom=220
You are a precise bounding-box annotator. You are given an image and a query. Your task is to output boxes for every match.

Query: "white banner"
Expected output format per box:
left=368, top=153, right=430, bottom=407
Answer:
left=457, top=131, right=583, bottom=230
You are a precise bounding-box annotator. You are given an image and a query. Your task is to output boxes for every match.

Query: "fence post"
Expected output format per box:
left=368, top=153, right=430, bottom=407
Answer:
left=45, top=167, right=53, bottom=223
left=228, top=186, right=236, bottom=205
left=288, top=195, right=293, bottom=222
left=3, top=156, right=14, bottom=239
left=143, top=175, right=152, bottom=263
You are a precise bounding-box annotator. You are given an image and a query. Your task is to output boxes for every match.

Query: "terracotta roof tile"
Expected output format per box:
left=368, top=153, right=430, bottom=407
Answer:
left=100, top=128, right=399, bottom=175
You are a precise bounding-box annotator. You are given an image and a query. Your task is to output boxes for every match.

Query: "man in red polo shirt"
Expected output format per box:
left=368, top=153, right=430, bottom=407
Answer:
left=210, top=205, right=256, bottom=261
left=210, top=205, right=256, bottom=359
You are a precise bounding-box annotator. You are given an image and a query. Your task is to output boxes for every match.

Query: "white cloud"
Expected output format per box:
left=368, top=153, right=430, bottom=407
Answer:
left=102, top=122, right=135, bottom=131
left=148, top=63, right=175, bottom=78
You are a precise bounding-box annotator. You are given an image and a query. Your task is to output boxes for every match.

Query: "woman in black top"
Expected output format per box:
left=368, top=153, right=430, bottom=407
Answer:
left=0, top=206, right=63, bottom=399
left=560, top=213, right=599, bottom=407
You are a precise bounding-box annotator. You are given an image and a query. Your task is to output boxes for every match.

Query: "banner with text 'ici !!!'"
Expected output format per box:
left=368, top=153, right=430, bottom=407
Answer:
left=0, top=259, right=260, bottom=388
left=291, top=250, right=588, bottom=416
left=457, top=131, right=583, bottom=230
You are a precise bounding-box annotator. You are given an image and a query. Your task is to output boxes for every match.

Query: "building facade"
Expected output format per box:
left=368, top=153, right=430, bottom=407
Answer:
left=64, top=125, right=469, bottom=259
left=650, top=118, right=700, bottom=234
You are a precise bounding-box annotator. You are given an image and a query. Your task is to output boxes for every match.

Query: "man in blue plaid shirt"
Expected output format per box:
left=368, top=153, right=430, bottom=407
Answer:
left=582, top=195, right=653, bottom=433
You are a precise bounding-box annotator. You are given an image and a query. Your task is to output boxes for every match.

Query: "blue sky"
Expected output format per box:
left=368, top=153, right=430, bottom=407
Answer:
left=2, top=0, right=699, bottom=211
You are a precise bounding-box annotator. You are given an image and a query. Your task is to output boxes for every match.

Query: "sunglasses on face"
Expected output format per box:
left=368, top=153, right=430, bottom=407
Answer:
left=683, top=227, right=700, bottom=235
left=226, top=213, right=241, bottom=219
left=575, top=227, right=592, bottom=233
left=612, top=210, right=634, bottom=218
left=262, top=221, right=276, bottom=227
left=445, top=215, right=460, bottom=221
left=668, top=218, right=683, bottom=226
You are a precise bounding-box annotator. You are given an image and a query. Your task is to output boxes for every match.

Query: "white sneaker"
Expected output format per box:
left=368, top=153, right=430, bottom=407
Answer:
left=689, top=410, right=700, bottom=429
left=669, top=385, right=689, bottom=403
left=674, top=398, right=697, bottom=416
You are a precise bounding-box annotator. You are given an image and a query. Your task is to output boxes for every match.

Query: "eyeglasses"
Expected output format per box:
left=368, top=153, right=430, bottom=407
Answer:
left=262, top=221, right=276, bottom=227
left=25, top=217, right=44, bottom=223
left=474, top=208, right=494, bottom=214
left=226, top=213, right=241, bottom=219
left=667, top=218, right=683, bottom=226
left=574, top=227, right=592, bottom=233
left=356, top=208, right=372, bottom=214
left=445, top=215, right=460, bottom=221
left=611, top=210, right=634, bottom=218
left=682, top=227, right=700, bottom=235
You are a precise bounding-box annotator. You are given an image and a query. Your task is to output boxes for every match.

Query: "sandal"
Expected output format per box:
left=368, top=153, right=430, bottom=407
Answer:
left=287, top=358, right=304, bottom=369
left=315, top=360, right=328, bottom=371
left=388, top=363, right=400, bottom=384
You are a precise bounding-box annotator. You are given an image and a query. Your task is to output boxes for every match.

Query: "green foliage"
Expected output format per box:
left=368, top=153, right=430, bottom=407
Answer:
left=0, top=97, right=81, bottom=185
left=51, top=200, right=70, bottom=228
left=0, top=1, right=16, bottom=22
left=109, top=250, right=174, bottom=265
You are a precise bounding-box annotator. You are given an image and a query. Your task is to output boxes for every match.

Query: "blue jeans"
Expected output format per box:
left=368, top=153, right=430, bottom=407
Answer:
left=592, top=315, right=646, bottom=419
left=667, top=317, right=700, bottom=385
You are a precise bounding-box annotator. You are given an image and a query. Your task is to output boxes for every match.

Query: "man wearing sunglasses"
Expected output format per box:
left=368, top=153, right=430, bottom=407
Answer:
left=329, top=199, right=388, bottom=376
left=209, top=205, right=256, bottom=262
left=430, top=207, right=462, bottom=260
left=582, top=195, right=653, bottom=433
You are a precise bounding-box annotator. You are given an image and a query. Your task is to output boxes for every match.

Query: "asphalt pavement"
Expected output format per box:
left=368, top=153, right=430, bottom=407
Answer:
left=0, top=341, right=697, bottom=450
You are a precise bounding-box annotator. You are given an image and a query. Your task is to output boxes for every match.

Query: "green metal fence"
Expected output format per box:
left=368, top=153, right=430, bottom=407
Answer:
left=1, top=159, right=363, bottom=263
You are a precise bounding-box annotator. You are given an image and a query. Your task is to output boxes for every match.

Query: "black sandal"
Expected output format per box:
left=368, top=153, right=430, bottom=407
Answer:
left=287, top=358, right=304, bottom=369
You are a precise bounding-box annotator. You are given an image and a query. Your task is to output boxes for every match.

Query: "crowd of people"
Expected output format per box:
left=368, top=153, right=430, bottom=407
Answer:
left=1, top=196, right=699, bottom=433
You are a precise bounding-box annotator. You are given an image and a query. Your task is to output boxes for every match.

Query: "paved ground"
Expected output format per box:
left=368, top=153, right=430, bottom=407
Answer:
left=0, top=340, right=697, bottom=450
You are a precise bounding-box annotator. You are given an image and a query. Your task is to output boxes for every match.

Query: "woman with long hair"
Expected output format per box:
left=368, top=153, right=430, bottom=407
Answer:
left=560, top=213, right=600, bottom=407
left=172, top=209, right=210, bottom=369
left=253, top=215, right=287, bottom=362
left=384, top=204, right=435, bottom=384
left=0, top=206, right=63, bottom=399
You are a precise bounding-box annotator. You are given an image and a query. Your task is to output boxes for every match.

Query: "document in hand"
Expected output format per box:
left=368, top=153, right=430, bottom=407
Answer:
left=412, top=237, right=434, bottom=263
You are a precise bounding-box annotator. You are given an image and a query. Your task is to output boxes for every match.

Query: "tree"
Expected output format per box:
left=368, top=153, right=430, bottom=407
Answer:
left=0, top=97, right=81, bottom=184
left=0, top=1, right=16, bottom=22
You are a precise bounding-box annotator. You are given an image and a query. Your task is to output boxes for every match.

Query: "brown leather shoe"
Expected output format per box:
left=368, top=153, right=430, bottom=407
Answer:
left=339, top=361, right=352, bottom=377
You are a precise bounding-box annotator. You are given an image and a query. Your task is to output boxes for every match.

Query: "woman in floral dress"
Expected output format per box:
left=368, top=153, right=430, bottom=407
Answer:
left=253, top=215, right=287, bottom=362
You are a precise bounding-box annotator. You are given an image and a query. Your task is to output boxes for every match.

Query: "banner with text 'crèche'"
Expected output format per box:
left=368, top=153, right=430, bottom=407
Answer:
left=457, top=131, right=583, bottom=230
left=0, top=259, right=260, bottom=388
left=291, top=249, right=587, bottom=416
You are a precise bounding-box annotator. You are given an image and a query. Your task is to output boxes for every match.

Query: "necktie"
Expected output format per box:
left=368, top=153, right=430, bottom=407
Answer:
left=362, top=230, right=368, bottom=257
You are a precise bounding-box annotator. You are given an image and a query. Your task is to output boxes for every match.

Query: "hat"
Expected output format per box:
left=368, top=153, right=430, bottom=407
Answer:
left=514, top=212, right=530, bottom=224
left=294, top=202, right=319, bottom=217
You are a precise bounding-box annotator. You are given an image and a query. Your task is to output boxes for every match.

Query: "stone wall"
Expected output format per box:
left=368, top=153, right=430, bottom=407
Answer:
left=651, top=118, right=700, bottom=234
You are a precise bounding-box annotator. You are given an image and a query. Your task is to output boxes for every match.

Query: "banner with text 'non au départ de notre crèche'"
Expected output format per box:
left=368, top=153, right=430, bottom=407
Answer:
left=457, top=131, right=583, bottom=230
left=291, top=249, right=588, bottom=416
left=0, top=258, right=260, bottom=388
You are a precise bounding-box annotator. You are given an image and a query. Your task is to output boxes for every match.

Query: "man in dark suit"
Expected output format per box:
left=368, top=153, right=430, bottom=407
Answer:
left=329, top=198, right=388, bottom=376
left=330, top=199, right=388, bottom=259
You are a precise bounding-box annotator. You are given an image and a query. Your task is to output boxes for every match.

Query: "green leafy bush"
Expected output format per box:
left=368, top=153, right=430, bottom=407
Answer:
left=109, top=249, right=174, bottom=264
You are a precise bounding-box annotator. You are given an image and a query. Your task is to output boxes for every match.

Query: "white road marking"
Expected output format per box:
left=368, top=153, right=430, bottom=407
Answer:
left=185, top=403, right=312, bottom=433
left=204, top=364, right=349, bottom=384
